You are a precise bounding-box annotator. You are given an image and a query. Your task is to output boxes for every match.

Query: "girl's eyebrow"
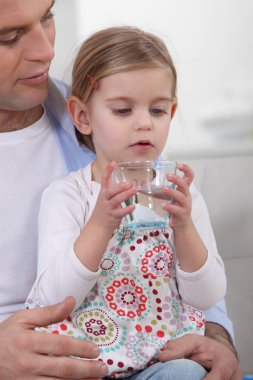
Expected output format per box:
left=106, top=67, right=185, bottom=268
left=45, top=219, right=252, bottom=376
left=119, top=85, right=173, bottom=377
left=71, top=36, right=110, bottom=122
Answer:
left=105, top=97, right=132, bottom=102
left=0, top=0, right=55, bottom=36
left=105, top=96, right=173, bottom=102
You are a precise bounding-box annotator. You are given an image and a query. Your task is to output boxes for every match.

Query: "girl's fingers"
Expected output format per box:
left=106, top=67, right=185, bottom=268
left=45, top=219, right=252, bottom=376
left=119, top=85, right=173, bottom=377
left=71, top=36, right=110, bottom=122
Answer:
left=101, top=162, right=137, bottom=201
left=108, top=185, right=137, bottom=208
left=162, top=202, right=187, bottom=218
left=101, top=161, right=116, bottom=188
left=176, top=163, right=194, bottom=187
left=112, top=204, right=135, bottom=218
left=162, top=189, right=187, bottom=209
left=105, top=182, right=134, bottom=200
left=166, top=173, right=191, bottom=198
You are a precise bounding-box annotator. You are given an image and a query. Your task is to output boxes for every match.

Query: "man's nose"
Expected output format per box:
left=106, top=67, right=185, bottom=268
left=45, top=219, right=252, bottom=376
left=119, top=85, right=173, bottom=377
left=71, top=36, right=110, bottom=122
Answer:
left=25, top=25, right=55, bottom=63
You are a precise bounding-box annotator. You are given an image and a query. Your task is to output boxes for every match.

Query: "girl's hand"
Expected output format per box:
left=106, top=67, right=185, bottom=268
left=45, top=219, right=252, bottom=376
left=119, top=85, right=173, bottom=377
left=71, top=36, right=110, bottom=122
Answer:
left=91, top=162, right=137, bottom=233
left=162, top=164, right=208, bottom=273
left=75, top=162, right=137, bottom=272
left=162, top=163, right=194, bottom=230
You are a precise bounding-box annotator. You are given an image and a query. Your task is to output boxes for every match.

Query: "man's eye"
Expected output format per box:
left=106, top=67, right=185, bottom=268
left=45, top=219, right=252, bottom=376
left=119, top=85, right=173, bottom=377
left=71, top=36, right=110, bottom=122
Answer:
left=0, top=30, right=23, bottom=46
left=113, top=108, right=131, bottom=115
left=41, top=11, right=55, bottom=23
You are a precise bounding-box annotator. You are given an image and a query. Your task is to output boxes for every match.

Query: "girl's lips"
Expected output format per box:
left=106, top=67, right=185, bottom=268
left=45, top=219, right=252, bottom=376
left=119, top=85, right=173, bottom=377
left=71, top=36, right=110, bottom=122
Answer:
left=130, top=140, right=153, bottom=146
left=19, top=70, right=49, bottom=86
left=130, top=142, right=154, bottom=152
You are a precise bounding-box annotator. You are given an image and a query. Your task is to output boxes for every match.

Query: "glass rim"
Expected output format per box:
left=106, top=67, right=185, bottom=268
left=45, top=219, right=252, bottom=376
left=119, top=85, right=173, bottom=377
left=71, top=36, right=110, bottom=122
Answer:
left=115, top=160, right=177, bottom=169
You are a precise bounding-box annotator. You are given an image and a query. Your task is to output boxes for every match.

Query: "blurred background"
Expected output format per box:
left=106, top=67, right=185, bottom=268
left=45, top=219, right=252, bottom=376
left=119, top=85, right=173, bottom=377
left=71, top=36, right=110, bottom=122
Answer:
left=51, top=0, right=253, bottom=156
left=51, top=0, right=253, bottom=374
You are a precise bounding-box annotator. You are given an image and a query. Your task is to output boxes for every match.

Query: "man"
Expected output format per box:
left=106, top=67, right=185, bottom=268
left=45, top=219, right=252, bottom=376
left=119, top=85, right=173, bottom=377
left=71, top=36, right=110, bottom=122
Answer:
left=0, top=0, right=242, bottom=379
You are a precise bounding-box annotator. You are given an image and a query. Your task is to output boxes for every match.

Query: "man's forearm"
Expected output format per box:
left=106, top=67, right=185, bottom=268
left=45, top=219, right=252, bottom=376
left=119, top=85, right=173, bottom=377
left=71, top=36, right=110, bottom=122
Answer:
left=205, top=322, right=238, bottom=360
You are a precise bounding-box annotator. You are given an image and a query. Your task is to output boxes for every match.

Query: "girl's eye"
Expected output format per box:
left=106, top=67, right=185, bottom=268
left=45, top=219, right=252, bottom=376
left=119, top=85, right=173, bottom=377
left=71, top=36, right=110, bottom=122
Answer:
left=113, top=108, right=132, bottom=115
left=150, top=108, right=167, bottom=116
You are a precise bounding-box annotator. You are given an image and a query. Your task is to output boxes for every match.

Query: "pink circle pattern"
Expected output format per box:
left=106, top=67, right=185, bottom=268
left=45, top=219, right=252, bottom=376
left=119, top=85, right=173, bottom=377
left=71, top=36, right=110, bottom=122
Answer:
left=125, top=333, right=162, bottom=366
left=104, top=277, right=149, bottom=319
left=139, top=244, right=174, bottom=277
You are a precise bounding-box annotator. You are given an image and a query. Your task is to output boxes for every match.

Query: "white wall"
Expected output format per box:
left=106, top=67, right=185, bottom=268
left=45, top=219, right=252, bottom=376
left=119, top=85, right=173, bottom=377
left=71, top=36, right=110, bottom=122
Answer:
left=50, top=0, right=79, bottom=83
left=51, top=0, right=253, bottom=153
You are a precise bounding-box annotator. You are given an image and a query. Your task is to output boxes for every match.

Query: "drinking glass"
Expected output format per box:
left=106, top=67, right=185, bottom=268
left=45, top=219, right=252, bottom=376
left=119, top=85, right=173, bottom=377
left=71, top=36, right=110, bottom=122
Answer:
left=113, top=160, right=177, bottom=228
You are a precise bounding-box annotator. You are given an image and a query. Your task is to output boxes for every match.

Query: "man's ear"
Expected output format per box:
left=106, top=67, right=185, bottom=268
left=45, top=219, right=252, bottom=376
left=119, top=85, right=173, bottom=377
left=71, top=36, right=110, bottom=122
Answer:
left=67, top=96, right=92, bottom=135
left=170, top=99, right=177, bottom=119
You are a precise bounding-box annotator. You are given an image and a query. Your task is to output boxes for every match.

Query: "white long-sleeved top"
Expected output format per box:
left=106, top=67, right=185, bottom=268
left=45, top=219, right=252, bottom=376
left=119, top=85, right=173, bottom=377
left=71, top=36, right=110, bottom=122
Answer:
left=30, top=163, right=226, bottom=312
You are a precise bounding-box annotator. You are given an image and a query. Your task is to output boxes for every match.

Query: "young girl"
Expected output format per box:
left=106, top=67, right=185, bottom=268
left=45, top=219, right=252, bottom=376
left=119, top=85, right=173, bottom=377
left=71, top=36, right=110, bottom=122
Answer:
left=26, top=26, right=226, bottom=379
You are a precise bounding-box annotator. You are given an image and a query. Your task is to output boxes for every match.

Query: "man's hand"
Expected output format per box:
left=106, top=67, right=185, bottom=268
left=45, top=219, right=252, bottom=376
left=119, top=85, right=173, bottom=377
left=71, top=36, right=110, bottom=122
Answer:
left=158, top=334, right=242, bottom=380
left=0, top=297, right=108, bottom=379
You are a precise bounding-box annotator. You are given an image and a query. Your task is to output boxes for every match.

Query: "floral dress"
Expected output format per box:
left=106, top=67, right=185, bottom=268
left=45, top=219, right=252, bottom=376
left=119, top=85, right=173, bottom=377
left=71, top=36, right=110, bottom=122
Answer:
left=26, top=224, right=205, bottom=378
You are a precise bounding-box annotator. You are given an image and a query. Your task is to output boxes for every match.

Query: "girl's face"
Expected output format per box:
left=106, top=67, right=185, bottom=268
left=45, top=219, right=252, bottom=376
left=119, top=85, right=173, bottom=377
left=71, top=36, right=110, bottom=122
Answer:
left=75, top=67, right=176, bottom=174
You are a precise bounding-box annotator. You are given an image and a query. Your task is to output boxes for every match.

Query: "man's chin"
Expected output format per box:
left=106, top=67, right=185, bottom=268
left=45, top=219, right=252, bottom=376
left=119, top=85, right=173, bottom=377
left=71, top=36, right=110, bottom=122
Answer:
left=17, top=87, right=49, bottom=111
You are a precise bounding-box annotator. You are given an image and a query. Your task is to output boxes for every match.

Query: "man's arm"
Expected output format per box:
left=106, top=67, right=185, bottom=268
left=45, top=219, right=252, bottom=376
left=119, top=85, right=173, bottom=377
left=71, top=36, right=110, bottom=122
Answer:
left=205, top=322, right=238, bottom=359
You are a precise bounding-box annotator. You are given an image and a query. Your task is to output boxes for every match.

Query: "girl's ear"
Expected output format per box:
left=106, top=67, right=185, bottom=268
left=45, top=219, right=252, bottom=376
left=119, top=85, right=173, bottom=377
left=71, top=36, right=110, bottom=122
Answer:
left=170, top=99, right=177, bottom=119
left=67, top=96, right=92, bottom=135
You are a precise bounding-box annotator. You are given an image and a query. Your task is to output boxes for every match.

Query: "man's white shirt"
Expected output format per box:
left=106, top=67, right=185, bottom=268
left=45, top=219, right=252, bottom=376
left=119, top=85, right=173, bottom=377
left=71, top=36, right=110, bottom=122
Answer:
left=0, top=110, right=65, bottom=321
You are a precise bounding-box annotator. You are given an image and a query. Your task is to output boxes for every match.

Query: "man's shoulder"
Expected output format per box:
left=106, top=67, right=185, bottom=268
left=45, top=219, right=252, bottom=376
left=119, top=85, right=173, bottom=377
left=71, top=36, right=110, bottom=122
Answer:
left=43, top=77, right=70, bottom=115
left=49, top=78, right=70, bottom=99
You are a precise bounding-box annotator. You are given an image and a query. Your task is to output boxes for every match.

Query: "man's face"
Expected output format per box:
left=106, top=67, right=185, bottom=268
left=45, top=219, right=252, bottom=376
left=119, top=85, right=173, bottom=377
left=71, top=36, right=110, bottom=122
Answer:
left=0, top=0, right=55, bottom=111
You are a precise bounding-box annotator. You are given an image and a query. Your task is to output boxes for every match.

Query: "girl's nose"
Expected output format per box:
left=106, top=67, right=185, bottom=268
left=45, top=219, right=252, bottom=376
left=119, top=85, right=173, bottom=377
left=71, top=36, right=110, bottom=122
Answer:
left=134, top=111, right=153, bottom=130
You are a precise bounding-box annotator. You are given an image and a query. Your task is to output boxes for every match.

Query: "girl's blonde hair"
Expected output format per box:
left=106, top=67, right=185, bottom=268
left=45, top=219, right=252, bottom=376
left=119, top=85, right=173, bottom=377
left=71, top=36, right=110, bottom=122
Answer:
left=71, top=26, right=177, bottom=151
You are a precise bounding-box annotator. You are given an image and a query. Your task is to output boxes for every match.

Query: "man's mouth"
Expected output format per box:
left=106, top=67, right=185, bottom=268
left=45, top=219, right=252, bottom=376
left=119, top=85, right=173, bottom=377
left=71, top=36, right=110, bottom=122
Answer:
left=19, top=69, right=49, bottom=86
left=29, top=71, right=47, bottom=79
